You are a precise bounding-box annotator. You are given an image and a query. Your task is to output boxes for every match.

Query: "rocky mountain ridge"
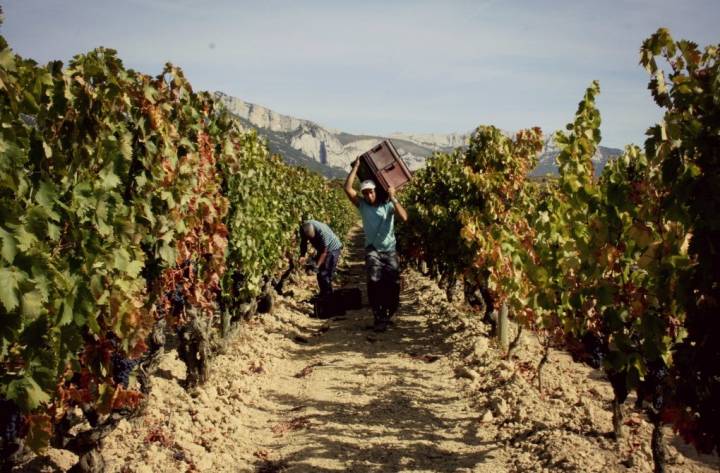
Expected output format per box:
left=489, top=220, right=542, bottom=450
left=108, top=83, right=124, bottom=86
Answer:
left=215, top=92, right=620, bottom=179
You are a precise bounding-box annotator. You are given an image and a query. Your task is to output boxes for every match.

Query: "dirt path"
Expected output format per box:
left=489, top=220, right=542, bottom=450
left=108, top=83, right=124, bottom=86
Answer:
left=91, top=227, right=508, bottom=472
left=234, top=230, right=505, bottom=472
left=29, top=226, right=718, bottom=472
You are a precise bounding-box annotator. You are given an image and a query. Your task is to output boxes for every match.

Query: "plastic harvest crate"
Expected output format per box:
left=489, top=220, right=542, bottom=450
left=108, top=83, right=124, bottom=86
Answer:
left=356, top=140, right=412, bottom=195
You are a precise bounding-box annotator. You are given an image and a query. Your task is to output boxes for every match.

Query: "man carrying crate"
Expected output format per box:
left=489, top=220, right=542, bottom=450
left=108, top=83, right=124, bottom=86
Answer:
left=344, top=159, right=409, bottom=332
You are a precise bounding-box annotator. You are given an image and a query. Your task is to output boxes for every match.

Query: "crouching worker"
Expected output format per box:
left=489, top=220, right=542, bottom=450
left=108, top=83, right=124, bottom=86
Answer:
left=299, top=220, right=343, bottom=296
left=344, top=159, right=408, bottom=332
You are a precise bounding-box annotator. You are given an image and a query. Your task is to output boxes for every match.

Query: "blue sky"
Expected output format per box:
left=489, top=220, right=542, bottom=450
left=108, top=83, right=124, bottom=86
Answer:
left=2, top=0, right=718, bottom=148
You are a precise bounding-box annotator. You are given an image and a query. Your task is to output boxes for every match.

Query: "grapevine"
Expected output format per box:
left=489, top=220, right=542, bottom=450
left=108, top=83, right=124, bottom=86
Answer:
left=0, top=19, right=354, bottom=465
left=399, top=29, right=720, bottom=471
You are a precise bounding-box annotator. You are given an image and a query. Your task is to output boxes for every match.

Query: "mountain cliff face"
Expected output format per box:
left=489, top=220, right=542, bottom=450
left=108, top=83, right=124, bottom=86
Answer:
left=215, top=92, right=620, bottom=179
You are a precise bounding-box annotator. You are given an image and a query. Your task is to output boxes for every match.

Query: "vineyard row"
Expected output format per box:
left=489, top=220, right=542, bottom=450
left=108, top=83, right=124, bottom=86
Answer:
left=398, top=28, right=719, bottom=472
left=0, top=25, right=355, bottom=467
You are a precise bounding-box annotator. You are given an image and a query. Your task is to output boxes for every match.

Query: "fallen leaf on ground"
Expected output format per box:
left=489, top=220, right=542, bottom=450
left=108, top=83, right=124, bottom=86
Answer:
left=144, top=425, right=174, bottom=448
left=249, top=360, right=265, bottom=374
left=271, top=416, right=311, bottom=436
left=253, top=449, right=270, bottom=460
left=294, top=361, right=324, bottom=378
left=402, top=351, right=442, bottom=363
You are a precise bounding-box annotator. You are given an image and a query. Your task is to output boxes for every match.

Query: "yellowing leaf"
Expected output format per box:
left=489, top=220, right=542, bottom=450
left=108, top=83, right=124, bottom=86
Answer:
left=126, top=260, right=144, bottom=279
left=26, top=414, right=52, bottom=452
left=21, top=290, right=44, bottom=319
left=113, top=248, right=131, bottom=272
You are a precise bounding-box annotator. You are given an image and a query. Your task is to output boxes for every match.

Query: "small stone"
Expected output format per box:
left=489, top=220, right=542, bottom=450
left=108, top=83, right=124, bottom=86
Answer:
left=473, top=338, right=489, bottom=357
left=491, top=397, right=510, bottom=416
left=455, top=366, right=480, bottom=380
left=481, top=410, right=494, bottom=422
left=583, top=404, right=599, bottom=422
left=498, top=360, right=513, bottom=371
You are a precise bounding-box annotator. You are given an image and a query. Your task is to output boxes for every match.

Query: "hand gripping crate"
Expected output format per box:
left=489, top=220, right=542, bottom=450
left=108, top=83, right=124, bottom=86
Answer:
left=356, top=140, right=412, bottom=195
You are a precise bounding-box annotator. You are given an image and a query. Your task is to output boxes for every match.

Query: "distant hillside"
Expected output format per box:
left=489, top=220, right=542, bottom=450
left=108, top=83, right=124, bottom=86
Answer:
left=531, top=143, right=621, bottom=178
left=214, top=92, right=621, bottom=179
left=232, top=115, right=348, bottom=179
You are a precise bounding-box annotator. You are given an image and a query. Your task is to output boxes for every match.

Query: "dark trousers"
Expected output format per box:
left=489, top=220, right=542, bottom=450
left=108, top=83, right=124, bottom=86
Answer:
left=365, top=248, right=400, bottom=321
left=317, top=249, right=341, bottom=295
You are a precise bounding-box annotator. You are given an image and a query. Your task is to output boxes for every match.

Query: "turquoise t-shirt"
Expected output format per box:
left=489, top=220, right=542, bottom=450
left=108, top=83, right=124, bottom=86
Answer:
left=358, top=199, right=396, bottom=251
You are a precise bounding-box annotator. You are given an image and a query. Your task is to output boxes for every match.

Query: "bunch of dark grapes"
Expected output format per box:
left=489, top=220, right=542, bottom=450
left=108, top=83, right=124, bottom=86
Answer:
left=585, top=339, right=605, bottom=369
left=570, top=332, right=605, bottom=369
left=651, top=365, right=668, bottom=411
left=111, top=353, right=141, bottom=388
left=169, top=283, right=186, bottom=317
left=0, top=398, right=25, bottom=451
left=636, top=362, right=668, bottom=413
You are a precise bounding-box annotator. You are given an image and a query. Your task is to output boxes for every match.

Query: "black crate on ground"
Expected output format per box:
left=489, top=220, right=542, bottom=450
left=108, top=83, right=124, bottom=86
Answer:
left=313, top=293, right=346, bottom=319
left=335, top=287, right=362, bottom=310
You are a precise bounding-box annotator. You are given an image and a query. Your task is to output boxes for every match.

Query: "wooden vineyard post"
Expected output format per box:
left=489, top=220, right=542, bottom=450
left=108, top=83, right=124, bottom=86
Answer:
left=498, top=302, right=509, bottom=353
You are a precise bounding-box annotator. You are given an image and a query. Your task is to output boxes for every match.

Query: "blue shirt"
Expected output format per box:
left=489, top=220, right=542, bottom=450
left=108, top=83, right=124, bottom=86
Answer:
left=299, top=220, right=342, bottom=257
left=358, top=199, right=396, bottom=251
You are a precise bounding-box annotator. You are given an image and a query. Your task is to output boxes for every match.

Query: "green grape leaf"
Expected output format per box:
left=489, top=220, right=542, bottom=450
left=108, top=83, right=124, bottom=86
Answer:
left=14, top=225, right=39, bottom=252
left=0, top=227, right=17, bottom=263
left=100, top=166, right=121, bottom=190
left=0, top=266, right=24, bottom=311
left=6, top=376, right=51, bottom=411
left=158, top=241, right=176, bottom=264
left=113, top=248, right=131, bottom=272
left=58, top=294, right=74, bottom=326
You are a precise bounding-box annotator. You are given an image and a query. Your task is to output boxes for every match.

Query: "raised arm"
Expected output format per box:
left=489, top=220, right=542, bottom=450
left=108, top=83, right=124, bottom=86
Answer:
left=344, top=158, right=361, bottom=207
left=388, top=186, right=408, bottom=222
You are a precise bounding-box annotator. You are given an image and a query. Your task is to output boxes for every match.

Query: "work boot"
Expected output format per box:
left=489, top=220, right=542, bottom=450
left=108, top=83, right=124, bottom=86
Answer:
left=371, top=305, right=387, bottom=332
